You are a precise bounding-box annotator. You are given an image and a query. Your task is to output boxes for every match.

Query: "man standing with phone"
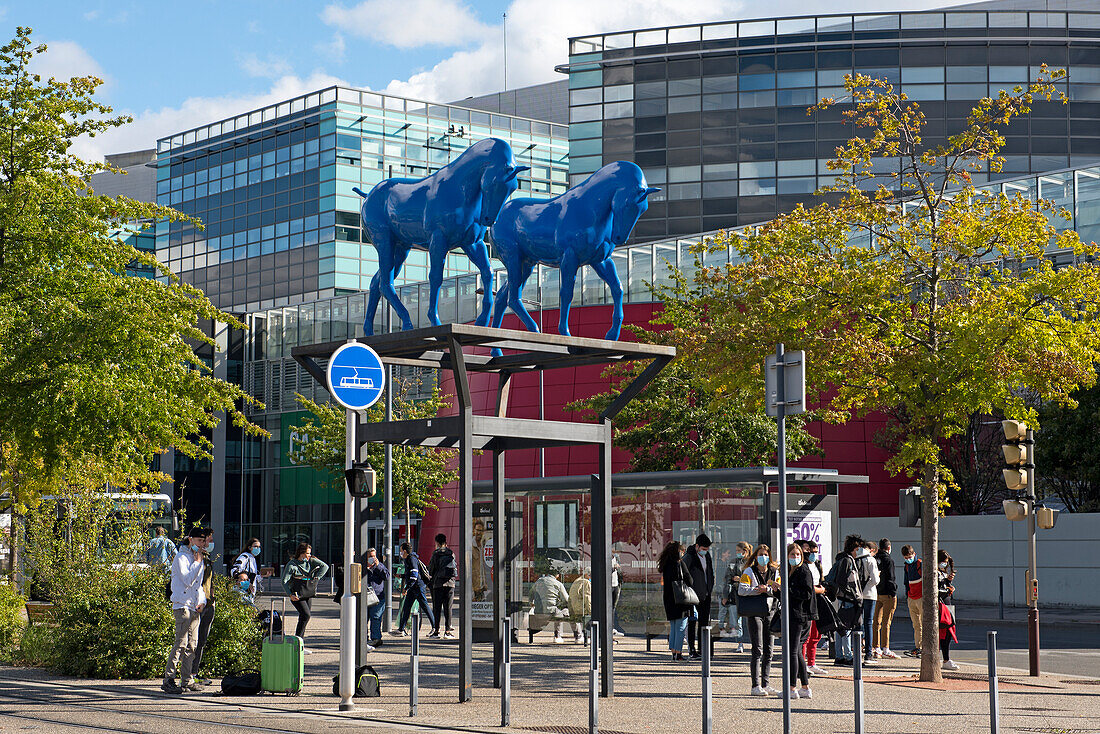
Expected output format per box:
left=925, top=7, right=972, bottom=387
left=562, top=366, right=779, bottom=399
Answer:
left=162, top=528, right=207, bottom=694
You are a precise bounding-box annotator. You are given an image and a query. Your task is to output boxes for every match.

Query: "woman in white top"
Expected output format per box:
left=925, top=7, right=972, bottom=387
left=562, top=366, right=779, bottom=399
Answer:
left=857, top=541, right=880, bottom=664
left=231, top=537, right=272, bottom=601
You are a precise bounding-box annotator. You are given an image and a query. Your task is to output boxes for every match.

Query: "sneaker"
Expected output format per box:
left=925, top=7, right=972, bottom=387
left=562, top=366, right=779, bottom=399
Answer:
left=943, top=660, right=959, bottom=671
left=161, top=678, right=183, bottom=695
left=553, top=636, right=564, bottom=644
left=365, top=644, right=376, bottom=653
left=303, top=648, right=314, bottom=655
left=905, top=648, right=921, bottom=658
left=193, top=676, right=213, bottom=686
left=389, top=629, right=406, bottom=637
left=835, top=657, right=853, bottom=667
left=613, top=629, right=625, bottom=638
left=764, top=685, right=781, bottom=695
left=689, top=651, right=702, bottom=660
left=778, top=687, right=796, bottom=699
left=863, top=656, right=875, bottom=665
left=798, top=686, right=813, bottom=699
left=737, top=642, right=745, bottom=653
left=817, top=639, right=829, bottom=649
left=444, top=630, right=456, bottom=639
left=872, top=647, right=881, bottom=657
left=426, top=629, right=440, bottom=638
left=882, top=649, right=899, bottom=659
left=808, top=665, right=829, bottom=676
left=369, top=639, right=383, bottom=647
left=183, top=680, right=204, bottom=692
left=751, top=685, right=768, bottom=696
left=574, top=635, right=584, bottom=644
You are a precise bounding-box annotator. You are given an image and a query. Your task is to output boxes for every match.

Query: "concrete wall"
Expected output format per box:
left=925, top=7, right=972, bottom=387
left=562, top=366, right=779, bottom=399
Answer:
left=840, top=513, right=1100, bottom=608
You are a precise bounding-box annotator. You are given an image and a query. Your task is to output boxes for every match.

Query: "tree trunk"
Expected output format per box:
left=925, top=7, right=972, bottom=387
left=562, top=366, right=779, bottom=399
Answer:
left=919, top=462, right=942, bottom=683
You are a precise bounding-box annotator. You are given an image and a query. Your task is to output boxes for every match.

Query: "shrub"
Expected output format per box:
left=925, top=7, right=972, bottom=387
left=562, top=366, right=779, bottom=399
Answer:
left=0, top=582, right=26, bottom=660
left=197, top=575, right=262, bottom=677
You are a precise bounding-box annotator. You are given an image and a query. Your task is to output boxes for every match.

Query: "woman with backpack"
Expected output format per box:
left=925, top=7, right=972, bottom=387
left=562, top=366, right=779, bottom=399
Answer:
left=938, top=549, right=959, bottom=670
left=738, top=544, right=780, bottom=695
left=658, top=541, right=693, bottom=662
left=827, top=535, right=865, bottom=667
left=281, top=543, right=329, bottom=653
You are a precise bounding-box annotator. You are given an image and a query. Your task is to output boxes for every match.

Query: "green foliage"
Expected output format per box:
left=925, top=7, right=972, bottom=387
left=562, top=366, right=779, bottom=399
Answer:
left=1037, top=383, right=1100, bottom=512
left=0, top=581, right=25, bottom=659
left=648, top=68, right=1100, bottom=681
left=290, top=376, right=458, bottom=517
left=569, top=356, right=820, bottom=471
left=16, top=490, right=259, bottom=678
left=0, top=28, right=266, bottom=508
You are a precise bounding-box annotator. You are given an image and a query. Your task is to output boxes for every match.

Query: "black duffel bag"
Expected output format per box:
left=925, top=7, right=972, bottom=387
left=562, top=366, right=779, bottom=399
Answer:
left=814, top=596, right=841, bottom=635
left=221, top=671, right=262, bottom=696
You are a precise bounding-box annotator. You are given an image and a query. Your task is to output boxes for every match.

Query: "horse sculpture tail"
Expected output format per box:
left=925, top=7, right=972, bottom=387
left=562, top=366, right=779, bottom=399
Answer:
left=352, top=186, right=369, bottom=198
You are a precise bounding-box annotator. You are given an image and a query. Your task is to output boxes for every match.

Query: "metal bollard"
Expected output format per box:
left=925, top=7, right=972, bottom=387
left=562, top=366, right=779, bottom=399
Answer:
left=589, top=620, right=599, bottom=734
left=410, top=612, right=419, bottom=717
left=988, top=631, right=1000, bottom=734
left=502, top=618, right=511, bottom=727
left=702, top=626, right=712, bottom=734
left=853, top=630, right=865, bottom=734
left=999, top=577, right=1005, bottom=620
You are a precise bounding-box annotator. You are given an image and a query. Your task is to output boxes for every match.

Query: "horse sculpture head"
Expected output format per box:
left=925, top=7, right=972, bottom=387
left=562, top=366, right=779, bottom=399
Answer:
left=474, top=138, right=530, bottom=227
left=606, top=162, right=661, bottom=245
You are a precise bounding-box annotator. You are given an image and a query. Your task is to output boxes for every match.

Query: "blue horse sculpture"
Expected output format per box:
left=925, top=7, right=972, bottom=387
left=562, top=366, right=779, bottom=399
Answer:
left=353, top=138, right=529, bottom=335
left=489, top=161, right=659, bottom=341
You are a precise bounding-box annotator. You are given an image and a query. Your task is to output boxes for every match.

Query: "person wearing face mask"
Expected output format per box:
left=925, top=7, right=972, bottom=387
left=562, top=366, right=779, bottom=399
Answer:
left=161, top=528, right=207, bottom=694
left=856, top=541, right=880, bottom=665
left=900, top=544, right=923, bottom=658
left=363, top=547, right=390, bottom=646
left=937, top=549, right=959, bottom=670
left=828, top=535, right=865, bottom=666
left=282, top=542, right=330, bottom=652
left=785, top=543, right=822, bottom=700
left=800, top=541, right=828, bottom=675
left=658, top=541, right=692, bottom=661
left=872, top=538, right=898, bottom=659
left=683, top=533, right=715, bottom=660
left=739, top=544, right=780, bottom=695
left=231, top=538, right=271, bottom=602
left=719, top=541, right=752, bottom=652
left=190, top=528, right=218, bottom=686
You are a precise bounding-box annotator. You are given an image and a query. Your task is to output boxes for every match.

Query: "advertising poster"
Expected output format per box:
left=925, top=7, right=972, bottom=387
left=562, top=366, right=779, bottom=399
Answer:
left=472, top=502, right=494, bottom=622
left=784, top=510, right=833, bottom=571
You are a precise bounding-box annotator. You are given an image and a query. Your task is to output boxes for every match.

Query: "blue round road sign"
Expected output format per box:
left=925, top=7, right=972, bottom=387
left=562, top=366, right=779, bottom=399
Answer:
left=326, top=342, right=386, bottom=410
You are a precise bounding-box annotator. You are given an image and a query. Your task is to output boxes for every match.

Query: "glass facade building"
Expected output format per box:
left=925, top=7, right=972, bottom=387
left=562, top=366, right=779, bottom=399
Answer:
left=562, top=8, right=1100, bottom=240
left=155, top=86, right=569, bottom=313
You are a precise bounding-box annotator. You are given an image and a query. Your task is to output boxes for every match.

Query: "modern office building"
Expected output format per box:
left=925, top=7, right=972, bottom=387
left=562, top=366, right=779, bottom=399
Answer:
left=453, top=80, right=569, bottom=125
left=561, top=4, right=1100, bottom=240
left=154, top=86, right=569, bottom=314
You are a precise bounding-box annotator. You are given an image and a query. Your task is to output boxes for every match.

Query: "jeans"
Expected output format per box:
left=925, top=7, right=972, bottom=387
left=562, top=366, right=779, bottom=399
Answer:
left=398, top=583, right=436, bottom=631
left=367, top=595, right=387, bottom=640
left=165, top=607, right=201, bottom=683
left=431, top=586, right=454, bottom=632
left=718, top=602, right=743, bottom=638
left=191, top=599, right=216, bottom=673
left=291, top=597, right=312, bottom=639
left=668, top=616, right=688, bottom=652
left=874, top=595, right=898, bottom=650
left=687, top=598, right=711, bottom=654
left=835, top=630, right=853, bottom=660
left=861, top=598, right=876, bottom=657
left=790, top=619, right=809, bottom=687
left=746, top=616, right=774, bottom=688
left=612, top=585, right=624, bottom=632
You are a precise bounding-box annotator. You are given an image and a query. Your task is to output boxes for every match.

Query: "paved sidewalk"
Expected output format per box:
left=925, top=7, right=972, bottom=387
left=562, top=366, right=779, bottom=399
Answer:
left=1, top=598, right=1098, bottom=734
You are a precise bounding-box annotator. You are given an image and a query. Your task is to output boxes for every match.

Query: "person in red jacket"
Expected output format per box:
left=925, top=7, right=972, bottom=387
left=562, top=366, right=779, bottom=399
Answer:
left=901, top=544, right=923, bottom=658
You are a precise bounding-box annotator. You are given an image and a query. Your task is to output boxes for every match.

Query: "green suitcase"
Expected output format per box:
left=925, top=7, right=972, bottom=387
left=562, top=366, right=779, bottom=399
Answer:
left=261, top=599, right=304, bottom=695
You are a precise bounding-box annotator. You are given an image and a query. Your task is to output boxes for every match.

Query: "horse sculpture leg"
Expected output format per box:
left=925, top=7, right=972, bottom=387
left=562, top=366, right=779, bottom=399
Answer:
left=461, top=238, right=495, bottom=327
left=364, top=271, right=382, bottom=335
left=375, top=241, right=415, bottom=332
left=557, top=250, right=580, bottom=337
left=426, top=231, right=449, bottom=327
left=590, top=257, right=624, bottom=341
left=507, top=262, right=539, bottom=333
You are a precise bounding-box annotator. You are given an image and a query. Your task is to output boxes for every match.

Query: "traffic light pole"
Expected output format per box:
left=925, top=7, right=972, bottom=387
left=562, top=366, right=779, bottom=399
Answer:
left=1026, top=428, right=1039, bottom=677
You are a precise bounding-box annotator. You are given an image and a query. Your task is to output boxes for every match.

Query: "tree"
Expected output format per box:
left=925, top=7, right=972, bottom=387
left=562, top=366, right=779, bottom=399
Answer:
left=570, top=358, right=820, bottom=471
left=1037, top=383, right=1100, bottom=512
left=652, top=69, right=1100, bottom=681
left=0, top=28, right=264, bottom=507
left=289, top=376, right=458, bottom=537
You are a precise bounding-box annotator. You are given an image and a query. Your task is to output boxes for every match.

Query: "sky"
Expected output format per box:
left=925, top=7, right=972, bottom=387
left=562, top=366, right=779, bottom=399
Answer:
left=3, top=0, right=978, bottom=161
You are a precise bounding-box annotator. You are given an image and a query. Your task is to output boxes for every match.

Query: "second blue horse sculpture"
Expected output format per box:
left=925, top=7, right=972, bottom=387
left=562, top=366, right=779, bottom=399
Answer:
left=489, top=160, right=659, bottom=341
left=354, top=138, right=529, bottom=335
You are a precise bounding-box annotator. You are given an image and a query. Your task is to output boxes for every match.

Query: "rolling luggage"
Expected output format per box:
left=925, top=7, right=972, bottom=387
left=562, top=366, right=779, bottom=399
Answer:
left=261, top=598, right=304, bottom=695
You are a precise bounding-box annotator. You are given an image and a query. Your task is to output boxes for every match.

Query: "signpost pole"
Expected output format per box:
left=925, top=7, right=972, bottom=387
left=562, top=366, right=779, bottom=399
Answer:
left=775, top=343, right=792, bottom=734
left=339, top=407, right=357, bottom=711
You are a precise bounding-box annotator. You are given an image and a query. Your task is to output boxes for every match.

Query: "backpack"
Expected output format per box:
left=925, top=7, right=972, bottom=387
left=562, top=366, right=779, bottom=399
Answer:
left=433, top=550, right=457, bottom=585
left=221, top=671, right=262, bottom=696
left=258, top=609, right=283, bottom=637
left=332, top=664, right=381, bottom=698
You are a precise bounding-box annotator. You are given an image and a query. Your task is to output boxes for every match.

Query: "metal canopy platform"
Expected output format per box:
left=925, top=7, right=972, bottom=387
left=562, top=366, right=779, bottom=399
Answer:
left=292, top=324, right=676, bottom=702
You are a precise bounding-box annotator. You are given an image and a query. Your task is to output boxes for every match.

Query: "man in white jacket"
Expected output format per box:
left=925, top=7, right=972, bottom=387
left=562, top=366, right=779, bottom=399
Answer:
left=162, top=528, right=207, bottom=694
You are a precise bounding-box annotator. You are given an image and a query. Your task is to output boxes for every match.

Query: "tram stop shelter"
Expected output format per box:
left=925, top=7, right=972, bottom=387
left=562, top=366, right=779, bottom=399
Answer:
left=293, top=323, right=676, bottom=702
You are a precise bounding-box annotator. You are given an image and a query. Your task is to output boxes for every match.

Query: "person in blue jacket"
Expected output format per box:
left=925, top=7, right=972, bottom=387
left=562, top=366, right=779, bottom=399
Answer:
left=391, top=541, right=435, bottom=635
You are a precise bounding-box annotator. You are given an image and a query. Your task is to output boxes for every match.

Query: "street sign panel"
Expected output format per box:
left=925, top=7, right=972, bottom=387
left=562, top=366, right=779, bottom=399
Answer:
left=326, top=342, right=386, bottom=411
left=765, top=350, right=806, bottom=416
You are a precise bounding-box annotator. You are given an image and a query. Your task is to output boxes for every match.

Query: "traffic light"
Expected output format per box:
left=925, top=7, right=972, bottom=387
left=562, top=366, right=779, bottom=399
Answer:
left=344, top=462, right=377, bottom=499
left=899, top=486, right=921, bottom=527
left=1001, top=420, right=1032, bottom=491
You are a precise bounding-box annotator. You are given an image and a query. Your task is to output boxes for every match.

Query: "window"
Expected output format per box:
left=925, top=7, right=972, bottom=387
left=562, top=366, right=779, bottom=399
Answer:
left=534, top=501, right=578, bottom=550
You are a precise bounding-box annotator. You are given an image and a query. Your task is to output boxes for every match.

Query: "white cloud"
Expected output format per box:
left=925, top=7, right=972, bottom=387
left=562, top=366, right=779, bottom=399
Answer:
left=73, top=72, right=347, bottom=162
left=380, top=0, right=742, bottom=101
left=83, top=9, right=100, bottom=21
left=31, top=40, right=108, bottom=84
left=321, top=0, right=493, bottom=49
left=238, top=53, right=293, bottom=79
